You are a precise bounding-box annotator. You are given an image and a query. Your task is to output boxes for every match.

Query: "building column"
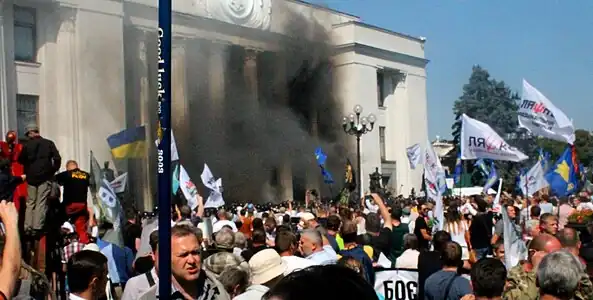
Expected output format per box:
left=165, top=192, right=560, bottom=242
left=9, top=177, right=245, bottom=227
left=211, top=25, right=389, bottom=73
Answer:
left=209, top=42, right=226, bottom=112
left=172, top=44, right=189, bottom=146
left=274, top=55, right=294, bottom=201
left=0, top=2, right=12, bottom=135
left=137, top=31, right=153, bottom=211
left=243, top=49, right=259, bottom=109
left=55, top=6, right=80, bottom=163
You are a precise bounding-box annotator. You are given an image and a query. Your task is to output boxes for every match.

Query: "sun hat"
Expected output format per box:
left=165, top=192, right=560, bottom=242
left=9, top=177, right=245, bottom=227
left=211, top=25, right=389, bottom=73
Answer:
left=249, top=249, right=286, bottom=285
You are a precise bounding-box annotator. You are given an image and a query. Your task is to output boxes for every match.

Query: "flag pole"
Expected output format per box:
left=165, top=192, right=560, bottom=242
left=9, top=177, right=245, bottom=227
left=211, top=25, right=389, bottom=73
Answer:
left=157, top=0, right=172, bottom=297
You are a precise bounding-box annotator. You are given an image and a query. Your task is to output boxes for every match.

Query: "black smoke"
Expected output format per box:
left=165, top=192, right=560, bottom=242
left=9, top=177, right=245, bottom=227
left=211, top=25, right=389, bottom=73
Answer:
left=124, top=3, right=348, bottom=205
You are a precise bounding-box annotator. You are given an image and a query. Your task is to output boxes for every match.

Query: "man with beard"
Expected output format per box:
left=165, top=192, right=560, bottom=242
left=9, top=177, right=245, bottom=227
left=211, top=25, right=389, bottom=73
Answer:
left=414, top=202, right=432, bottom=251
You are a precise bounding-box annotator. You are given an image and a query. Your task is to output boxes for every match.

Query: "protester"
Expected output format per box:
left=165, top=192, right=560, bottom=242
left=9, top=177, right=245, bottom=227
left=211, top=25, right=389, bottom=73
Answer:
left=424, top=241, right=472, bottom=300
left=536, top=251, right=585, bottom=300
left=139, top=225, right=228, bottom=300
left=503, top=233, right=593, bottom=299
left=56, top=160, right=93, bottom=244
left=66, top=250, right=109, bottom=300
left=121, top=230, right=159, bottom=300
left=469, top=258, right=507, bottom=300
left=539, top=213, right=559, bottom=236
left=19, top=123, right=61, bottom=237
left=275, top=230, right=317, bottom=275
left=395, top=234, right=420, bottom=269
left=234, top=249, right=286, bottom=300
left=414, top=202, right=432, bottom=250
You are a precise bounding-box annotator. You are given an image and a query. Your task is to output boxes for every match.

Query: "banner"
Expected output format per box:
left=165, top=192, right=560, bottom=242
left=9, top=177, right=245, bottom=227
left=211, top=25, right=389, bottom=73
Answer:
left=521, top=161, right=549, bottom=196
left=109, top=172, right=128, bottom=194
left=374, top=268, right=418, bottom=300
left=460, top=114, right=528, bottom=162
left=519, top=79, right=575, bottom=144
left=423, top=142, right=445, bottom=231
left=200, top=163, right=225, bottom=208
left=179, top=165, right=199, bottom=210
left=406, top=143, right=422, bottom=169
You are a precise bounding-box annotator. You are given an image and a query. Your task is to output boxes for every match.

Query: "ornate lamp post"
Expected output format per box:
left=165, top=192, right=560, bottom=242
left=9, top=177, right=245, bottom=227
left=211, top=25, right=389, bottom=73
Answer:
left=342, top=104, right=376, bottom=198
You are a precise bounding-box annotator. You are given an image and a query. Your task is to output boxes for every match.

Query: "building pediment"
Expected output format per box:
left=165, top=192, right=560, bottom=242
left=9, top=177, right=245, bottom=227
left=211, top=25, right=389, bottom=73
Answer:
left=202, top=0, right=272, bottom=30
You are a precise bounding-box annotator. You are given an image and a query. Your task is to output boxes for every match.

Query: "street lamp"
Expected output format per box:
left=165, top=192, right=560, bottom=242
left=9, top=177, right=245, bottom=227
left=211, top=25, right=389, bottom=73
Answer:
left=342, top=104, right=376, bottom=198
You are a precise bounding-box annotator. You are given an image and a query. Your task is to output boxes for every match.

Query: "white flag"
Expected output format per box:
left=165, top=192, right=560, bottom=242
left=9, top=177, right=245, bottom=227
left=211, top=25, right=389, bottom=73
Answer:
left=154, top=129, right=180, bottom=161
left=200, top=164, right=225, bottom=208
left=519, top=79, right=575, bottom=144
left=109, top=172, right=128, bottom=194
left=521, top=162, right=549, bottom=197
left=460, top=114, right=528, bottom=162
left=423, top=142, right=446, bottom=231
left=406, top=143, right=422, bottom=169
left=179, top=165, right=199, bottom=210
left=201, top=164, right=216, bottom=190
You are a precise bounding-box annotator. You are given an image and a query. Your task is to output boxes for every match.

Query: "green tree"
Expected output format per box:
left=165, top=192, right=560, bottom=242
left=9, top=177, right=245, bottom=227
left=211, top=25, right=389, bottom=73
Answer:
left=451, top=66, right=537, bottom=189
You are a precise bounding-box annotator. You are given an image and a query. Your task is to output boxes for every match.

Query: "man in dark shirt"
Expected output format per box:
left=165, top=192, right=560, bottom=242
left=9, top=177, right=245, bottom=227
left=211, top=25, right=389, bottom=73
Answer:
left=417, top=231, right=452, bottom=300
left=241, top=228, right=268, bottom=261
left=56, top=160, right=93, bottom=243
left=414, top=202, right=432, bottom=251
left=19, top=123, right=61, bottom=235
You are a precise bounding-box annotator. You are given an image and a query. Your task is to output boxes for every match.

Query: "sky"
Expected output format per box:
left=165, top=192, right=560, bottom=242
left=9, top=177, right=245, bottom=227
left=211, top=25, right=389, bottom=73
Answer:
left=307, top=0, right=593, bottom=140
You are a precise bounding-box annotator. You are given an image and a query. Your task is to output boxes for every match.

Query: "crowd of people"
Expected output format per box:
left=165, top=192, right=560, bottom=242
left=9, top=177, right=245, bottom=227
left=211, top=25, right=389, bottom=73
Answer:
left=0, top=124, right=593, bottom=299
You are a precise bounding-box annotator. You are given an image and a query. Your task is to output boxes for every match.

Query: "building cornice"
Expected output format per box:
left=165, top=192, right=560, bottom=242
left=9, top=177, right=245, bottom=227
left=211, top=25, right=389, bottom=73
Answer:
left=334, top=42, right=429, bottom=68
left=333, top=20, right=425, bottom=44
left=287, top=0, right=360, bottom=20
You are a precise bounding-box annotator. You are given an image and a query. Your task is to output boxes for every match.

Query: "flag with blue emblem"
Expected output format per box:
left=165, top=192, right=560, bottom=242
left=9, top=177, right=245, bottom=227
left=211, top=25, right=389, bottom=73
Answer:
left=545, top=146, right=579, bottom=197
left=453, top=150, right=462, bottom=185
left=483, top=161, right=498, bottom=194
left=314, top=147, right=334, bottom=184
left=474, top=159, right=489, bottom=176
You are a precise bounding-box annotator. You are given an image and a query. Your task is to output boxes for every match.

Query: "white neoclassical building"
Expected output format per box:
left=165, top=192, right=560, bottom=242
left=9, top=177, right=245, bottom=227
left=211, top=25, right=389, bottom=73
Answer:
left=0, top=0, right=428, bottom=209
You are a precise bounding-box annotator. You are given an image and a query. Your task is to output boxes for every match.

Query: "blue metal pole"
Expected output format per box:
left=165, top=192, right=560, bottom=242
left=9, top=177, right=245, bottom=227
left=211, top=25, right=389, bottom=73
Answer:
left=157, top=0, right=172, bottom=297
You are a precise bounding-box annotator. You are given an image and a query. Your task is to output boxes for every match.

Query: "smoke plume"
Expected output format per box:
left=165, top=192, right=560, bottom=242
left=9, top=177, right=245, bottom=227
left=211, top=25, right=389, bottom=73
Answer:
left=124, top=2, right=348, bottom=204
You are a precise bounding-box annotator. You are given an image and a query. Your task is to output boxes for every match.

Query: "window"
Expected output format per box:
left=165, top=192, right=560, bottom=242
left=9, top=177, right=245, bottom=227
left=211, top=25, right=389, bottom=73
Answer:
left=377, top=70, right=385, bottom=107
left=379, top=126, right=386, bottom=161
left=14, top=6, right=36, bottom=62
left=16, top=94, right=38, bottom=138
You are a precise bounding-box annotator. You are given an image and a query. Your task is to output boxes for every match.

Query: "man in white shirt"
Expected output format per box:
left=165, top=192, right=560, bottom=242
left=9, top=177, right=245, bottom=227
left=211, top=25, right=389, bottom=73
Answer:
left=122, top=231, right=159, bottom=300
left=212, top=208, right=237, bottom=233
left=275, top=230, right=318, bottom=275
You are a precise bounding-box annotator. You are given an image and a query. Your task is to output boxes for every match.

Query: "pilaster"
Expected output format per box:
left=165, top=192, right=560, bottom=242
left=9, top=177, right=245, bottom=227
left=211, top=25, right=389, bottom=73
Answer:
left=243, top=48, right=259, bottom=110
left=0, top=2, right=17, bottom=136
left=208, top=42, right=226, bottom=112
left=54, top=5, right=80, bottom=164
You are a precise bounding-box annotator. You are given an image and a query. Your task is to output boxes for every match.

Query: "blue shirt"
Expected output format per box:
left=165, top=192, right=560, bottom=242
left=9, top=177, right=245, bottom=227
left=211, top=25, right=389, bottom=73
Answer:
left=97, top=238, right=134, bottom=284
left=306, top=249, right=337, bottom=265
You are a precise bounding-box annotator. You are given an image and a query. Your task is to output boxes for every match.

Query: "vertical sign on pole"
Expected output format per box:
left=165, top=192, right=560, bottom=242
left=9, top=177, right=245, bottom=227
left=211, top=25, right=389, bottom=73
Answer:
left=157, top=0, right=172, bottom=297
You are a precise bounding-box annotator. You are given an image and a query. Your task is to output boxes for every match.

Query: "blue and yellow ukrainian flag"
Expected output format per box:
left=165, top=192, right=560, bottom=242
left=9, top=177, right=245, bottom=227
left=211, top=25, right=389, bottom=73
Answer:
left=107, top=126, right=147, bottom=159
left=545, top=146, right=579, bottom=197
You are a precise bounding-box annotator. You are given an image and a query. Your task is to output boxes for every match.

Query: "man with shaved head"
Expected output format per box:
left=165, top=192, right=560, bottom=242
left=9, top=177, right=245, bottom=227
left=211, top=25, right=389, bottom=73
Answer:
left=503, top=233, right=593, bottom=299
left=557, top=227, right=581, bottom=258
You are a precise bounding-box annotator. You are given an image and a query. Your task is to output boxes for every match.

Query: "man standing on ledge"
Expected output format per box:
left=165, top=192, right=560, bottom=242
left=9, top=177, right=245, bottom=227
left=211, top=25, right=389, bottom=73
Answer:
left=19, top=123, right=61, bottom=237
left=56, top=160, right=94, bottom=244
